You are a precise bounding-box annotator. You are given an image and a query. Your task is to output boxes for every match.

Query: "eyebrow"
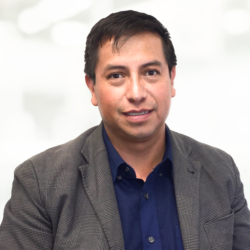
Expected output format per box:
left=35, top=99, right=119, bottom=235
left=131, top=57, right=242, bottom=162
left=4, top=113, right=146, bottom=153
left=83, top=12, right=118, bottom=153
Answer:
left=141, top=60, right=162, bottom=68
left=104, top=60, right=163, bottom=72
left=104, top=65, right=127, bottom=71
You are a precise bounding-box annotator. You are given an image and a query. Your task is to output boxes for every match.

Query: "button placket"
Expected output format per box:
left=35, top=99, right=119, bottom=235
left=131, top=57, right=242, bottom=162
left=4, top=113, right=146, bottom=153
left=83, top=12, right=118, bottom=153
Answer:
left=139, top=171, right=163, bottom=249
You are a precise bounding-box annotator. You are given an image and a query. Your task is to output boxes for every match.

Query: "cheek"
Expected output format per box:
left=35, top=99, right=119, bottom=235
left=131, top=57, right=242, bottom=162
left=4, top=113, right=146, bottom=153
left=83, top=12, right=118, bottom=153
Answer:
left=99, top=88, right=124, bottom=107
left=155, top=88, right=172, bottom=113
left=96, top=95, right=115, bottom=118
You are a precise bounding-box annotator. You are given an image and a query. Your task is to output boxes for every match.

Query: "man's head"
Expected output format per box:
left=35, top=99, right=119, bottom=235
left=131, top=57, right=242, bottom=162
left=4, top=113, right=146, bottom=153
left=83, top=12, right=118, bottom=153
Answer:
left=84, top=10, right=177, bottom=82
left=85, top=11, right=177, bottom=144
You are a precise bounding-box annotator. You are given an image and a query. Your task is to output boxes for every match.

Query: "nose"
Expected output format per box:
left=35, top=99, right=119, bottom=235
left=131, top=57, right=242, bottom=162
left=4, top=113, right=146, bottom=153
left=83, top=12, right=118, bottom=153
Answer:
left=126, top=75, right=147, bottom=104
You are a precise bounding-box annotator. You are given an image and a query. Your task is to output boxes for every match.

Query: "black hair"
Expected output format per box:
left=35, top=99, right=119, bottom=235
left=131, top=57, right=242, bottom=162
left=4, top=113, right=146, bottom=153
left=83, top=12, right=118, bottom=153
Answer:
left=84, top=10, right=177, bottom=82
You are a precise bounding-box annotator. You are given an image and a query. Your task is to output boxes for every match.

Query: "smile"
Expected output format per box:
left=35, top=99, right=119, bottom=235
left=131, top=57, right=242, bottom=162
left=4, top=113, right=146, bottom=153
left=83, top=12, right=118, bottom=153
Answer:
left=124, top=110, right=152, bottom=116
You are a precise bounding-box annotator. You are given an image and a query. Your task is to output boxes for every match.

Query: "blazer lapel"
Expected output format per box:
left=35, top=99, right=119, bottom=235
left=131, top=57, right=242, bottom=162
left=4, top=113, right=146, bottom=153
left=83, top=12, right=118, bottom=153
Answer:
left=170, top=131, right=201, bottom=250
left=78, top=124, right=201, bottom=250
left=79, top=125, right=125, bottom=250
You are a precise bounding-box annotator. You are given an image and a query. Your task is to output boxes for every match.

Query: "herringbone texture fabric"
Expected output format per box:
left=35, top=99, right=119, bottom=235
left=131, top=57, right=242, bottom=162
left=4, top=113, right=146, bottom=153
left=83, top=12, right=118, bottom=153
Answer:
left=0, top=124, right=249, bottom=249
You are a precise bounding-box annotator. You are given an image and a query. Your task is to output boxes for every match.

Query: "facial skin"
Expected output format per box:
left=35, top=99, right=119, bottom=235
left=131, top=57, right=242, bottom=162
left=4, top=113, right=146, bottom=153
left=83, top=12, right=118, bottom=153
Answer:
left=86, top=32, right=176, bottom=146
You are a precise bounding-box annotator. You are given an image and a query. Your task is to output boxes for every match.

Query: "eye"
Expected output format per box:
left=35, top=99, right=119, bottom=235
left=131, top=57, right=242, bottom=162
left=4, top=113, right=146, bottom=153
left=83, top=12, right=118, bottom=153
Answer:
left=108, top=73, right=123, bottom=79
left=145, top=70, right=159, bottom=76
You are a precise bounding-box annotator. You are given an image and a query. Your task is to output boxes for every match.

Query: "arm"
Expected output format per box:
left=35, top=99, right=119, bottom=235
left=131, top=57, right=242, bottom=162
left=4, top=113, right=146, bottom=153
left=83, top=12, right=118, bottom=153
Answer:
left=231, top=158, right=250, bottom=249
left=0, top=160, right=53, bottom=250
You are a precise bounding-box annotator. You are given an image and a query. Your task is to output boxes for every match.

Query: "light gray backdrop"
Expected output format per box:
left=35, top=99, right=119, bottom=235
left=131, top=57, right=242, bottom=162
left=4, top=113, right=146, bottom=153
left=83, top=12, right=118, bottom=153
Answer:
left=1, top=0, right=250, bottom=222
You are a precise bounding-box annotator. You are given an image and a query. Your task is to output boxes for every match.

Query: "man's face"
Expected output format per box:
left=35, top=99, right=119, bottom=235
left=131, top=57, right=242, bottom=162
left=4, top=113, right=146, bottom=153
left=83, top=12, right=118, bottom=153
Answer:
left=86, top=32, right=176, bottom=142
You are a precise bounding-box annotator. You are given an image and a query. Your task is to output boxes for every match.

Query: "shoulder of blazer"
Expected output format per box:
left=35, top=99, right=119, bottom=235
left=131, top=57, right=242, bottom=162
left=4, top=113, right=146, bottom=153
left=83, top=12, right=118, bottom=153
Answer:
left=14, top=125, right=102, bottom=183
left=170, top=129, right=233, bottom=166
left=169, top=129, right=237, bottom=194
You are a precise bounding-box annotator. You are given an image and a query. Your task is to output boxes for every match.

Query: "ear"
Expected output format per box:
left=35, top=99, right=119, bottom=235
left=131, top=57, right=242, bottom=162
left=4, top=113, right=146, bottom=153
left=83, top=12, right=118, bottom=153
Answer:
left=170, top=66, right=176, bottom=98
left=85, top=75, right=98, bottom=106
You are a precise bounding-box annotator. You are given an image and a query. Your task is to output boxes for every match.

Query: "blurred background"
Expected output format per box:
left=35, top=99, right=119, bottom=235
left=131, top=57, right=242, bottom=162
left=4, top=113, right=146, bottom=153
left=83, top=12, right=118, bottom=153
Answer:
left=0, top=0, right=250, bottom=222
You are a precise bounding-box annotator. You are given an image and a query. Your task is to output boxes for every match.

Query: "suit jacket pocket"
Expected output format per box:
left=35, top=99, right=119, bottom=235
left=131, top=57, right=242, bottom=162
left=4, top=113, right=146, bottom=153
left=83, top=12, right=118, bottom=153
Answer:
left=204, top=211, right=234, bottom=248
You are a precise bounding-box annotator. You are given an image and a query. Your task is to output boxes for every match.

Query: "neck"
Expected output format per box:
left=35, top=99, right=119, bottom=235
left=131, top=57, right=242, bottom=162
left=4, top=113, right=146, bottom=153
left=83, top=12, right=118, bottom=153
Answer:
left=105, top=125, right=166, bottom=181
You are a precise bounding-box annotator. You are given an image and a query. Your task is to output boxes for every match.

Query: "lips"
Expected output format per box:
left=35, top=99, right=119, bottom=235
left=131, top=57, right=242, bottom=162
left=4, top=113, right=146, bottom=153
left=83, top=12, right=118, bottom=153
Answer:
left=123, top=110, right=152, bottom=116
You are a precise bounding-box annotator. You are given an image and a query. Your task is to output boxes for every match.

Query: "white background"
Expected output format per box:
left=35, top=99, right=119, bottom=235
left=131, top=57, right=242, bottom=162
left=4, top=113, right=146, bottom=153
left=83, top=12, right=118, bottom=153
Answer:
left=0, top=0, right=250, bottom=222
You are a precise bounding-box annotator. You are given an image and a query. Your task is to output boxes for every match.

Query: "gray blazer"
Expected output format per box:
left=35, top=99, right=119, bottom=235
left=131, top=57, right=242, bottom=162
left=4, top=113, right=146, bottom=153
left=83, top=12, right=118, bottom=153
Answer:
left=0, top=124, right=250, bottom=250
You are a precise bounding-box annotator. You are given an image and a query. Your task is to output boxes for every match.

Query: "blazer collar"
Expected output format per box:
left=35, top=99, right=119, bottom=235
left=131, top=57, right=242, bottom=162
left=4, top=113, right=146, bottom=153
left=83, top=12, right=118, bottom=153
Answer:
left=79, top=124, right=125, bottom=250
left=79, top=124, right=201, bottom=250
left=169, top=128, right=201, bottom=250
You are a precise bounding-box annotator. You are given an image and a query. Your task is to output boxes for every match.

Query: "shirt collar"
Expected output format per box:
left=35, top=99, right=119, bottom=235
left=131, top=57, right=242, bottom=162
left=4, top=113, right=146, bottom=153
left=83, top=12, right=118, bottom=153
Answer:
left=102, top=124, right=173, bottom=182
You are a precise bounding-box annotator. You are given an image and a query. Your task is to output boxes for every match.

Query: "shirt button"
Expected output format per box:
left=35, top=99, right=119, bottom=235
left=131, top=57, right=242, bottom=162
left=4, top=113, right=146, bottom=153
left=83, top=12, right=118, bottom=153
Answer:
left=148, top=236, right=155, bottom=243
left=125, top=167, right=130, bottom=172
left=117, top=175, right=122, bottom=180
left=144, top=193, right=149, bottom=200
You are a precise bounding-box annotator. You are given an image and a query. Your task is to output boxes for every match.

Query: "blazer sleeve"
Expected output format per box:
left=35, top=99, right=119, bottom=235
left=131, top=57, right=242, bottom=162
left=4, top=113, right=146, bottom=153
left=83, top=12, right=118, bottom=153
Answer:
left=231, top=158, right=250, bottom=249
left=0, top=160, right=53, bottom=250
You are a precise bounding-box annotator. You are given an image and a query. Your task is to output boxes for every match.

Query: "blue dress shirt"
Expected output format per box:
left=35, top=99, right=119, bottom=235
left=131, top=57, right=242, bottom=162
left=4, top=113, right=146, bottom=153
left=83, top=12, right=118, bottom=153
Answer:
left=103, top=126, right=184, bottom=250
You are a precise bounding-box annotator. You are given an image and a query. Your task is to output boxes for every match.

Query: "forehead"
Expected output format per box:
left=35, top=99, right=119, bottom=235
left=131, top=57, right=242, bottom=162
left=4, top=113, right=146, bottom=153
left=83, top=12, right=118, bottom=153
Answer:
left=96, top=32, right=166, bottom=67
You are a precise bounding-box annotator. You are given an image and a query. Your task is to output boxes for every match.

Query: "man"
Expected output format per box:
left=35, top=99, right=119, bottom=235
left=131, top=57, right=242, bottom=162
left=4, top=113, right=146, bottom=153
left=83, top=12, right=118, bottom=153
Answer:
left=0, top=10, right=249, bottom=250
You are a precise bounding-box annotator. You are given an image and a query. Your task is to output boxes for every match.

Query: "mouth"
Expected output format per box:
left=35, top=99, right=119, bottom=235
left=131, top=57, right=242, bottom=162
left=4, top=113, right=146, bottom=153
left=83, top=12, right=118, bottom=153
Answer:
left=123, top=110, right=152, bottom=116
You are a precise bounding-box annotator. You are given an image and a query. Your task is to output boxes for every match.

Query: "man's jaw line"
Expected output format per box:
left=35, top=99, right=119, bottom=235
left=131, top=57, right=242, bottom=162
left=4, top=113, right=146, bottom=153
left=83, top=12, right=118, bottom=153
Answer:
left=104, top=120, right=166, bottom=159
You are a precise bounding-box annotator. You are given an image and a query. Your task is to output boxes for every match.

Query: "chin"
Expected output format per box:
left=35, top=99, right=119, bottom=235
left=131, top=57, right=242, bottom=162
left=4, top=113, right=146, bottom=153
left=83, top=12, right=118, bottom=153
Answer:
left=124, top=128, right=155, bottom=141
